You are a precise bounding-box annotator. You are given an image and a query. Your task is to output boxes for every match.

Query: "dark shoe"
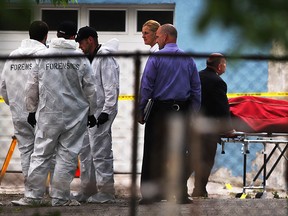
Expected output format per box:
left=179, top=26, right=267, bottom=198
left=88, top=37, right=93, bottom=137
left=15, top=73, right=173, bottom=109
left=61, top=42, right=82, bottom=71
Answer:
left=138, top=195, right=163, bottom=205
left=176, top=196, right=193, bottom=204
left=192, top=189, right=208, bottom=198
left=138, top=198, right=154, bottom=205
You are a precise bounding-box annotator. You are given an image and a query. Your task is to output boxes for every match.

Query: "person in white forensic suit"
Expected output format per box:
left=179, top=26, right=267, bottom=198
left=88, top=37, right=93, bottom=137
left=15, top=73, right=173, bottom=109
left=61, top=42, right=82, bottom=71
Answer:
left=11, top=21, right=97, bottom=207
left=73, top=26, right=119, bottom=203
left=0, top=20, right=49, bottom=187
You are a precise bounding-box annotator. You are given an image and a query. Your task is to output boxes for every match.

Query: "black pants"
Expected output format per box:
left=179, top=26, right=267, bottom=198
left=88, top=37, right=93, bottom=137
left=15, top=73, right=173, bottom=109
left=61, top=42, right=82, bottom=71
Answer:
left=192, top=133, right=219, bottom=193
left=140, top=100, right=192, bottom=199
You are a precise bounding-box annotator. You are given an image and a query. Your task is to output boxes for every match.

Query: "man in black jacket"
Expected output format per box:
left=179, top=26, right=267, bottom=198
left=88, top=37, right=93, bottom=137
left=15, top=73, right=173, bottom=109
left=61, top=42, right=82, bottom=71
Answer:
left=192, top=53, right=235, bottom=197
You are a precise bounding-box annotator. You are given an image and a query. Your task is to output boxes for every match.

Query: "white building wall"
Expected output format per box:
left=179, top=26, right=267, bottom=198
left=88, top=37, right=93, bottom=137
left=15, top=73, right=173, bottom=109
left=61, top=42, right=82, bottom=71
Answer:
left=1, top=2, right=287, bottom=192
left=0, top=4, right=171, bottom=174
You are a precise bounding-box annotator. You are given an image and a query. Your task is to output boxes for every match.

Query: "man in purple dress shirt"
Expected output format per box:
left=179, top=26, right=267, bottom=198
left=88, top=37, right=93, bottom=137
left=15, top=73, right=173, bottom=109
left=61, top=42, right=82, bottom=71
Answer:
left=138, top=24, right=201, bottom=204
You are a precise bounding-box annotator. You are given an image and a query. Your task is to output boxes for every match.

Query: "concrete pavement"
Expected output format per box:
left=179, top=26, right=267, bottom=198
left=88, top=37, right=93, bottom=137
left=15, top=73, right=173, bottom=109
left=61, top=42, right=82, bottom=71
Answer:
left=0, top=173, right=287, bottom=216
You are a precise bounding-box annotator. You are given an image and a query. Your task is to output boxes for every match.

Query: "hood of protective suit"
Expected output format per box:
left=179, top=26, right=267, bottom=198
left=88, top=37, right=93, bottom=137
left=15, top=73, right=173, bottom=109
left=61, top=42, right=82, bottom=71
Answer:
left=49, top=38, right=78, bottom=50
left=98, top=38, right=119, bottom=54
left=13, top=39, right=47, bottom=56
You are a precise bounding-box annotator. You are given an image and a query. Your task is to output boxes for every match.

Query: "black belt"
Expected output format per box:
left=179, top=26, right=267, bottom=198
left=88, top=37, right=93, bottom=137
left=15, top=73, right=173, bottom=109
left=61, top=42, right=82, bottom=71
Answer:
left=154, top=100, right=190, bottom=111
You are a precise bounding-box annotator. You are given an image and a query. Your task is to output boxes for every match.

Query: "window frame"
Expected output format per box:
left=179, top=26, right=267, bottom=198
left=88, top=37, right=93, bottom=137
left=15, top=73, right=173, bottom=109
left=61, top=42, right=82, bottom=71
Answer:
left=0, top=4, right=175, bottom=35
left=136, top=9, right=175, bottom=33
left=88, top=8, right=127, bottom=33
left=0, top=7, right=32, bottom=32
left=40, top=8, right=79, bottom=32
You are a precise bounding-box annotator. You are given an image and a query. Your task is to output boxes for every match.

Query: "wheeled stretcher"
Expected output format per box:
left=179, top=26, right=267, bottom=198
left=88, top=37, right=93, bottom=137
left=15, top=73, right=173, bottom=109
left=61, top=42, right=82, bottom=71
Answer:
left=221, top=132, right=288, bottom=198
left=220, top=96, right=288, bottom=198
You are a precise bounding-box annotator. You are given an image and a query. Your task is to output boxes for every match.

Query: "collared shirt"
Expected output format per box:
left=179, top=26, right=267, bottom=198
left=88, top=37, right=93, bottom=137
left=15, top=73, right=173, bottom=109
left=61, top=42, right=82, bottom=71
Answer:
left=139, top=43, right=201, bottom=112
left=149, top=43, right=159, bottom=53
left=88, top=44, right=101, bottom=63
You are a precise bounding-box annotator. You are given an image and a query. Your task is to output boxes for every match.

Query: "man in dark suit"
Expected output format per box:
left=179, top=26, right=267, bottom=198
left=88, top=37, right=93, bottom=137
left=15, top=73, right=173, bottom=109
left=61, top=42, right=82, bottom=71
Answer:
left=192, top=53, right=235, bottom=197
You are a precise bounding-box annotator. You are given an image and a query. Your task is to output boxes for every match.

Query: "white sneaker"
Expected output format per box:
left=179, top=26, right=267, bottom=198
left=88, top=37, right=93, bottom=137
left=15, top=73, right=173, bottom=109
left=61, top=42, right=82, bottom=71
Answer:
left=11, top=197, right=42, bottom=206
left=70, top=192, right=89, bottom=202
left=87, top=192, right=115, bottom=204
left=52, top=199, right=81, bottom=207
left=64, top=199, right=81, bottom=206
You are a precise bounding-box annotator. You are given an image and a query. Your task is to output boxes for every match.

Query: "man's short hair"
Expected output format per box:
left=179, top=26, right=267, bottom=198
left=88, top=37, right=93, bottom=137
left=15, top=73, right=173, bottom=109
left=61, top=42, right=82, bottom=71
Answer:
left=160, top=24, right=177, bottom=39
left=206, top=53, right=225, bottom=67
left=29, top=21, right=49, bottom=42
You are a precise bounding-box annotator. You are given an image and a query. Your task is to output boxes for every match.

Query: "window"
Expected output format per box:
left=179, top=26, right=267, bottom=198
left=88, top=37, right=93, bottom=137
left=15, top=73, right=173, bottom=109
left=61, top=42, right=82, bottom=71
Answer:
left=42, top=10, right=78, bottom=31
left=137, top=10, right=174, bottom=32
left=89, top=10, right=126, bottom=32
left=0, top=9, right=31, bottom=31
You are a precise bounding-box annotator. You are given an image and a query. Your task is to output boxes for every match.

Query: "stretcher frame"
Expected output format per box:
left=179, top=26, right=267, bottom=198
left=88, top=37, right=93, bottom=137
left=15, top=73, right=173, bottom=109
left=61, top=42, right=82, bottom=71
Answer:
left=0, top=136, right=17, bottom=184
left=0, top=136, right=80, bottom=186
left=220, top=132, right=288, bottom=198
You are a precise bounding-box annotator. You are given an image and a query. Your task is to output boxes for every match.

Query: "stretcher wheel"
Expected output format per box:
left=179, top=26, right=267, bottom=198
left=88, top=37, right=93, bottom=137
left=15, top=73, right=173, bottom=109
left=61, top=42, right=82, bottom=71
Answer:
left=235, top=193, right=243, bottom=198
left=255, top=192, right=263, bottom=198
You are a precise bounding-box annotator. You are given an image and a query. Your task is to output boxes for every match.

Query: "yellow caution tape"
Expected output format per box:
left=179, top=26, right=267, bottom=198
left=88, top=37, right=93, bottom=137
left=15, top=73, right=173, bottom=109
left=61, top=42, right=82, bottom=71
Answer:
left=1, top=92, right=287, bottom=103
left=225, top=183, right=233, bottom=190
left=227, top=92, right=288, bottom=98
left=118, top=95, right=135, bottom=101
left=118, top=92, right=288, bottom=100
left=240, top=193, right=247, bottom=199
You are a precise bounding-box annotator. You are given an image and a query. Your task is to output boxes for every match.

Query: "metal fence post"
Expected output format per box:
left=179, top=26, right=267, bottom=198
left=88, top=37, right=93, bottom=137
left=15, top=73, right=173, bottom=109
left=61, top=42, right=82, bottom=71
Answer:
left=130, top=52, right=141, bottom=216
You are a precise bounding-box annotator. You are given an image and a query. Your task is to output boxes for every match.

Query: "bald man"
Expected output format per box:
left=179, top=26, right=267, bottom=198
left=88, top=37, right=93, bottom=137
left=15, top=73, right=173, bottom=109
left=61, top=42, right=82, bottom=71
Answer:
left=192, top=53, right=235, bottom=198
left=138, top=24, right=201, bottom=204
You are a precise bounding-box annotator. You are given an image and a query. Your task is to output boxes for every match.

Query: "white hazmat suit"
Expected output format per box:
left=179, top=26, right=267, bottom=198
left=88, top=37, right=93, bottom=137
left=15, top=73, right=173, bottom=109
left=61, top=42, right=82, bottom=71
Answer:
left=0, top=39, right=47, bottom=182
left=24, top=38, right=97, bottom=206
left=78, top=38, right=120, bottom=203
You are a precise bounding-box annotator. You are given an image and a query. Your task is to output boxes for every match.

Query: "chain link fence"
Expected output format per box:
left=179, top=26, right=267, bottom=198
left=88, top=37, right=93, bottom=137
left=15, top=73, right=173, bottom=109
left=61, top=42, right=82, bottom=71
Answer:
left=0, top=53, right=287, bottom=215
